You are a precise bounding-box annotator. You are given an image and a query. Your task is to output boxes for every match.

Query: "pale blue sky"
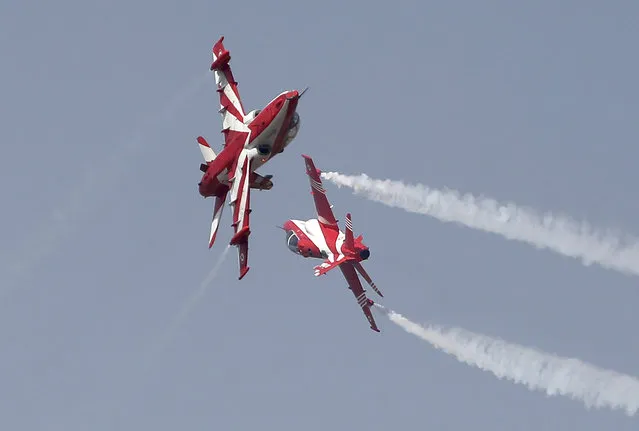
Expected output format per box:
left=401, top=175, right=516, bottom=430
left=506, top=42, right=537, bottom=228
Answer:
left=1, top=1, right=639, bottom=429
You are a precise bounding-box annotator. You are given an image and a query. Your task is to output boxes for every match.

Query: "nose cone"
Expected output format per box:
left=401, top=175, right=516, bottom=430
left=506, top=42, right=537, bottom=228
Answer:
left=359, top=249, right=370, bottom=260
left=285, top=90, right=300, bottom=100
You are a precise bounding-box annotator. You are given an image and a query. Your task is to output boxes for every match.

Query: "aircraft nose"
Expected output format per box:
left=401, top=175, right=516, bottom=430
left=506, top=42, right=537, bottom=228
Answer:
left=359, top=249, right=370, bottom=260
left=285, top=90, right=299, bottom=100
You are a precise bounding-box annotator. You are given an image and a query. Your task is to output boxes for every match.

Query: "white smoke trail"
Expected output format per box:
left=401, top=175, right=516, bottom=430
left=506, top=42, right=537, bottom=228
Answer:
left=154, top=245, right=231, bottom=351
left=376, top=305, right=639, bottom=416
left=321, top=172, right=639, bottom=278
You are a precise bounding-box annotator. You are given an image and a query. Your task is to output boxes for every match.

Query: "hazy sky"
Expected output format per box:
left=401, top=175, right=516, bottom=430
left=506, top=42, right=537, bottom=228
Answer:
left=2, top=1, right=639, bottom=429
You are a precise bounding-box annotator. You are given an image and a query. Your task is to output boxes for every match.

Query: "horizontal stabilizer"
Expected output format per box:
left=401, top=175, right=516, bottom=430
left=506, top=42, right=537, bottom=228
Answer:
left=197, top=136, right=217, bottom=163
left=313, top=256, right=351, bottom=277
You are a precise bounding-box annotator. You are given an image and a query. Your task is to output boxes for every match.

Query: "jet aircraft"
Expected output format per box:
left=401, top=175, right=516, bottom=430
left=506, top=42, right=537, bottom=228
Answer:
left=196, top=36, right=306, bottom=280
left=282, top=155, right=383, bottom=332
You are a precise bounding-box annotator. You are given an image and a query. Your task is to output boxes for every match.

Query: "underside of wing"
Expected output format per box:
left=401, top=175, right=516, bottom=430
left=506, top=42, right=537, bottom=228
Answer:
left=210, top=37, right=251, bottom=149
left=339, top=262, right=380, bottom=332
left=209, top=191, right=228, bottom=248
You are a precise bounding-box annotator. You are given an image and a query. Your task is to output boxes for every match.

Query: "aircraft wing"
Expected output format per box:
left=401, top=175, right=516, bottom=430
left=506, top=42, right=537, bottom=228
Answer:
left=314, top=255, right=349, bottom=277
left=302, top=155, right=338, bottom=226
left=227, top=148, right=256, bottom=279
left=210, top=36, right=251, bottom=149
left=208, top=190, right=228, bottom=249
left=339, top=262, right=380, bottom=332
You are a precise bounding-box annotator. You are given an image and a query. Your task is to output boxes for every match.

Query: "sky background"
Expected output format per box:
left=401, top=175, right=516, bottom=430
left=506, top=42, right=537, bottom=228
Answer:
left=1, top=0, right=639, bottom=429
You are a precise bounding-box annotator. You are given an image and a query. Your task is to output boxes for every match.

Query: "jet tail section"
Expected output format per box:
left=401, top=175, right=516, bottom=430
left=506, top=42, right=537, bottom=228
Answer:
left=344, top=213, right=355, bottom=250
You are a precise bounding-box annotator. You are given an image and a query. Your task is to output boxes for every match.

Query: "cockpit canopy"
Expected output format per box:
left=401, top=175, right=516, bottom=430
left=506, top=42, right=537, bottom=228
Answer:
left=244, top=109, right=261, bottom=124
left=285, top=229, right=329, bottom=258
left=284, top=112, right=300, bottom=146
left=285, top=230, right=300, bottom=254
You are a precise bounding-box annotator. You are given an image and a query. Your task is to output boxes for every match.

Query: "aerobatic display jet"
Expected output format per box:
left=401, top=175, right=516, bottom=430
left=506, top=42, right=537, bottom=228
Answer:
left=196, top=36, right=307, bottom=280
left=282, top=155, right=383, bottom=332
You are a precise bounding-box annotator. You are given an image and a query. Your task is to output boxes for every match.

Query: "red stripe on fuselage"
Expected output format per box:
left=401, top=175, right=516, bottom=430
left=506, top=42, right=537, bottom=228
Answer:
left=270, top=94, right=299, bottom=156
left=318, top=221, right=340, bottom=256
left=283, top=220, right=322, bottom=258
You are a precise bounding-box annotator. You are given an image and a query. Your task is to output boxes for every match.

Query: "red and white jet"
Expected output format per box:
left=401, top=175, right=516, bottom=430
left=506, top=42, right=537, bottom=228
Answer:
left=196, top=36, right=306, bottom=280
left=282, top=155, right=384, bottom=332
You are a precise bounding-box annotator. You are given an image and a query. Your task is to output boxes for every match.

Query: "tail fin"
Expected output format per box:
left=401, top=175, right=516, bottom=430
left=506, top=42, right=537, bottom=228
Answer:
left=344, top=213, right=355, bottom=250
left=353, top=261, right=383, bottom=297
left=197, top=136, right=217, bottom=163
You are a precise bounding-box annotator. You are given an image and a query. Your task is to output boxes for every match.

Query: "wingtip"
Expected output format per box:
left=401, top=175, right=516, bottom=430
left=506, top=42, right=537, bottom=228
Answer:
left=197, top=136, right=210, bottom=147
left=302, top=155, right=322, bottom=176
left=239, top=266, right=250, bottom=280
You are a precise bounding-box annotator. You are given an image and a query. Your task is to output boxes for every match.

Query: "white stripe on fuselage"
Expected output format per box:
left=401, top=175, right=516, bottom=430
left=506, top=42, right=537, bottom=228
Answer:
left=248, top=93, right=291, bottom=171
left=335, top=230, right=346, bottom=262
left=211, top=93, right=293, bottom=186
left=291, top=219, right=339, bottom=261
